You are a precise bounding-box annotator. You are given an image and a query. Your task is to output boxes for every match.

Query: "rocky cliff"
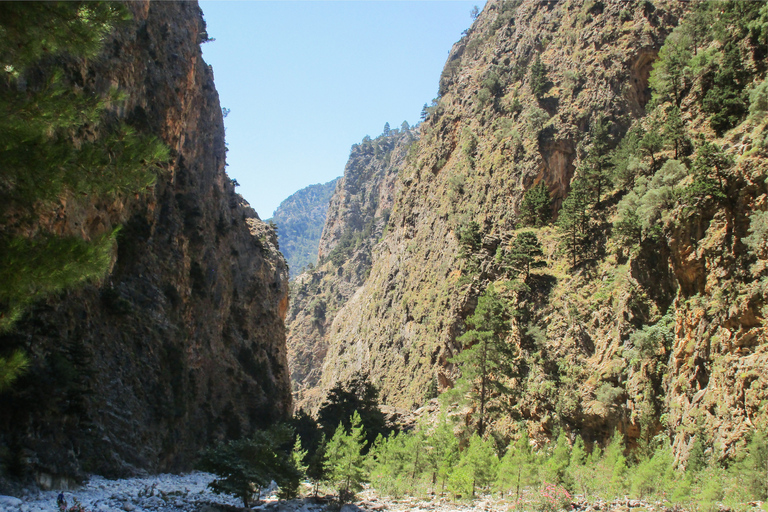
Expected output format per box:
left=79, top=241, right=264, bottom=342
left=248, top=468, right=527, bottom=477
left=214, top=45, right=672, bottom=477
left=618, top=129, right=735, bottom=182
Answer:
left=287, top=127, right=417, bottom=411
left=268, top=178, right=340, bottom=279
left=0, top=1, right=291, bottom=484
left=303, top=0, right=767, bottom=457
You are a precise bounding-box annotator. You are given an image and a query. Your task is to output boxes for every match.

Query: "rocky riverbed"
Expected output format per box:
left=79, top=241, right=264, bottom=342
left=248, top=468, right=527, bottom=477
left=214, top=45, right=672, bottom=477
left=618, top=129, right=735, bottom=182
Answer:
left=0, top=473, right=755, bottom=512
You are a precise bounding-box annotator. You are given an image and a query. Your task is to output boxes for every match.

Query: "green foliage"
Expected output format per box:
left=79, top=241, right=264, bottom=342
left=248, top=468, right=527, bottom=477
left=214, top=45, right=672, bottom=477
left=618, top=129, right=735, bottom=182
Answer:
left=0, top=3, right=129, bottom=73
left=648, top=1, right=764, bottom=136
left=734, top=432, right=768, bottom=500
left=369, top=430, right=430, bottom=498
left=581, top=115, right=613, bottom=206
left=317, top=372, right=390, bottom=450
left=614, top=159, right=688, bottom=247
left=610, top=125, right=647, bottom=188
left=557, top=178, right=591, bottom=267
left=630, top=441, right=676, bottom=499
left=462, top=128, right=479, bottom=168
left=0, top=230, right=118, bottom=332
left=567, top=436, right=602, bottom=499
left=682, top=141, right=733, bottom=210
left=496, top=431, right=538, bottom=499
left=745, top=210, right=768, bottom=261
left=600, top=431, right=628, bottom=497
left=541, top=432, right=572, bottom=487
left=324, top=411, right=368, bottom=500
left=0, top=3, right=169, bottom=335
left=701, top=41, right=749, bottom=136
left=529, top=54, right=549, bottom=100
left=0, top=350, right=29, bottom=393
left=449, top=284, right=518, bottom=435
left=750, top=78, right=768, bottom=121
left=663, top=105, right=688, bottom=160
left=450, top=434, right=498, bottom=497
left=197, top=424, right=303, bottom=506
left=456, top=220, right=483, bottom=268
left=500, top=231, right=545, bottom=281
left=427, top=414, right=461, bottom=494
left=648, top=28, right=692, bottom=106
left=627, top=311, right=675, bottom=364
left=519, top=181, right=552, bottom=227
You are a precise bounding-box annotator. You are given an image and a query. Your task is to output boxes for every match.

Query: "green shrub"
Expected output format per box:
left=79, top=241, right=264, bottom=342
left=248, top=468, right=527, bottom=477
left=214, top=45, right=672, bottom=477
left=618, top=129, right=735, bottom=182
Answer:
left=519, top=181, right=552, bottom=227
left=197, top=424, right=303, bottom=506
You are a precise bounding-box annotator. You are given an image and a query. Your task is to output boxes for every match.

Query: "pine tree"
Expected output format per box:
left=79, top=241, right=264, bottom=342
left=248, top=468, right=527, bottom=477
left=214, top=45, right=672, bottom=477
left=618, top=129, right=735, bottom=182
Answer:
left=425, top=414, right=460, bottom=494
left=529, top=54, right=549, bottom=100
left=663, top=105, right=688, bottom=160
left=567, top=436, right=592, bottom=497
left=317, top=372, right=388, bottom=449
left=502, top=231, right=545, bottom=281
left=597, top=431, right=628, bottom=498
left=542, top=432, right=572, bottom=488
left=0, top=3, right=169, bottom=383
left=197, top=425, right=302, bottom=507
left=582, top=115, right=613, bottom=206
left=630, top=443, right=676, bottom=500
left=639, top=127, right=664, bottom=170
left=449, top=285, right=517, bottom=436
left=368, top=432, right=409, bottom=498
left=557, top=179, right=591, bottom=268
left=519, top=181, right=552, bottom=227
left=496, top=431, right=538, bottom=500
left=463, top=434, right=499, bottom=496
left=735, top=432, right=768, bottom=501
left=648, top=28, right=692, bottom=106
left=324, top=411, right=368, bottom=501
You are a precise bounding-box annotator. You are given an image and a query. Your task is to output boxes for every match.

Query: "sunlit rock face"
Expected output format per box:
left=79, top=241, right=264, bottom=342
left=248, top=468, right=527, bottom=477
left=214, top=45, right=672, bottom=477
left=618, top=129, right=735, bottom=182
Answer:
left=0, top=1, right=291, bottom=480
left=295, top=0, right=768, bottom=456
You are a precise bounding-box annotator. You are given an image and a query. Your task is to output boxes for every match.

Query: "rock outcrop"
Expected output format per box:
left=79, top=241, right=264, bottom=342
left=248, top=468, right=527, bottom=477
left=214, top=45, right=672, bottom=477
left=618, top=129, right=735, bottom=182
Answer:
left=297, top=0, right=767, bottom=456
left=0, top=1, right=291, bottom=482
left=269, top=178, right=340, bottom=279
left=287, top=128, right=417, bottom=411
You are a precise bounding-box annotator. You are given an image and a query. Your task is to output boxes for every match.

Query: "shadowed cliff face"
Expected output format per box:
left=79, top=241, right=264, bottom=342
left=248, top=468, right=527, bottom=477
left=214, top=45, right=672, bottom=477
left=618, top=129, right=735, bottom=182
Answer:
left=0, top=1, right=290, bottom=482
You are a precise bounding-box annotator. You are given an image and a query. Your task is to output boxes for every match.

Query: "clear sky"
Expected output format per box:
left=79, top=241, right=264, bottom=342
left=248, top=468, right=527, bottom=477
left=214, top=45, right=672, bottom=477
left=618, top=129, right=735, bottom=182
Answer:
left=199, top=1, right=483, bottom=219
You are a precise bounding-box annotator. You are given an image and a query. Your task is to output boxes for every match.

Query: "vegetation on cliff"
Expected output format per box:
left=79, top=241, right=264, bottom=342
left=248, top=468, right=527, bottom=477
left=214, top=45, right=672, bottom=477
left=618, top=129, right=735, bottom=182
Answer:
left=0, top=3, right=168, bottom=387
left=1, top=1, right=292, bottom=481
left=295, top=0, right=768, bottom=491
left=286, top=125, right=417, bottom=411
left=268, top=178, right=339, bottom=279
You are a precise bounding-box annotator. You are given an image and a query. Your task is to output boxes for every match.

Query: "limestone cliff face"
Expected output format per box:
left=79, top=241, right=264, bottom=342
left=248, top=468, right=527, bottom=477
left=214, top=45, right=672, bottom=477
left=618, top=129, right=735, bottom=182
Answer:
left=287, top=128, right=417, bottom=411
left=311, top=0, right=767, bottom=455
left=0, top=1, right=291, bottom=482
left=318, top=0, right=678, bottom=408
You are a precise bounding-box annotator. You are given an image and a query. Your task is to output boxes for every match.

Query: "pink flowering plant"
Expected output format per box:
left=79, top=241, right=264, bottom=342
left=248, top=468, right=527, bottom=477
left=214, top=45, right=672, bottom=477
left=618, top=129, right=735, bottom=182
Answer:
left=535, top=482, right=572, bottom=512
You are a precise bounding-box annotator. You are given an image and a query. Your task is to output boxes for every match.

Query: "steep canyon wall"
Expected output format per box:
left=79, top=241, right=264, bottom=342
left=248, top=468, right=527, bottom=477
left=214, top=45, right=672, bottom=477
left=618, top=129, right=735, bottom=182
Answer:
left=0, top=1, right=291, bottom=482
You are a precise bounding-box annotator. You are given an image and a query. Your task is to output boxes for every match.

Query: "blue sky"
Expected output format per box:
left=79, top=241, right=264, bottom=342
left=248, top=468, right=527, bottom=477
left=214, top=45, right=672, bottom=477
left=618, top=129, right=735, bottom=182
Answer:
left=199, top=1, right=483, bottom=218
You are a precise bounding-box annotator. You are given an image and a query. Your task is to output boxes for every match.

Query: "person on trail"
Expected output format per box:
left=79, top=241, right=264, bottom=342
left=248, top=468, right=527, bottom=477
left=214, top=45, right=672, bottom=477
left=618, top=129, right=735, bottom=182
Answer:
left=57, top=492, right=66, bottom=511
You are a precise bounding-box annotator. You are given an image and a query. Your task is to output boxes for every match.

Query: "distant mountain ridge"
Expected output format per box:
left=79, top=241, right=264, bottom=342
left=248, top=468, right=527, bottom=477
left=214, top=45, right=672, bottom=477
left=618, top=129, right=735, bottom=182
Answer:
left=269, top=178, right=340, bottom=279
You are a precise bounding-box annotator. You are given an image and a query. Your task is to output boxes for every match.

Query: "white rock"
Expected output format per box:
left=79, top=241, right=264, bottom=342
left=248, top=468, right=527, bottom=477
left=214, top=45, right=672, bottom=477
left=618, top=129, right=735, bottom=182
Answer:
left=0, top=496, right=23, bottom=508
left=122, top=503, right=136, bottom=511
left=141, top=497, right=164, bottom=509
